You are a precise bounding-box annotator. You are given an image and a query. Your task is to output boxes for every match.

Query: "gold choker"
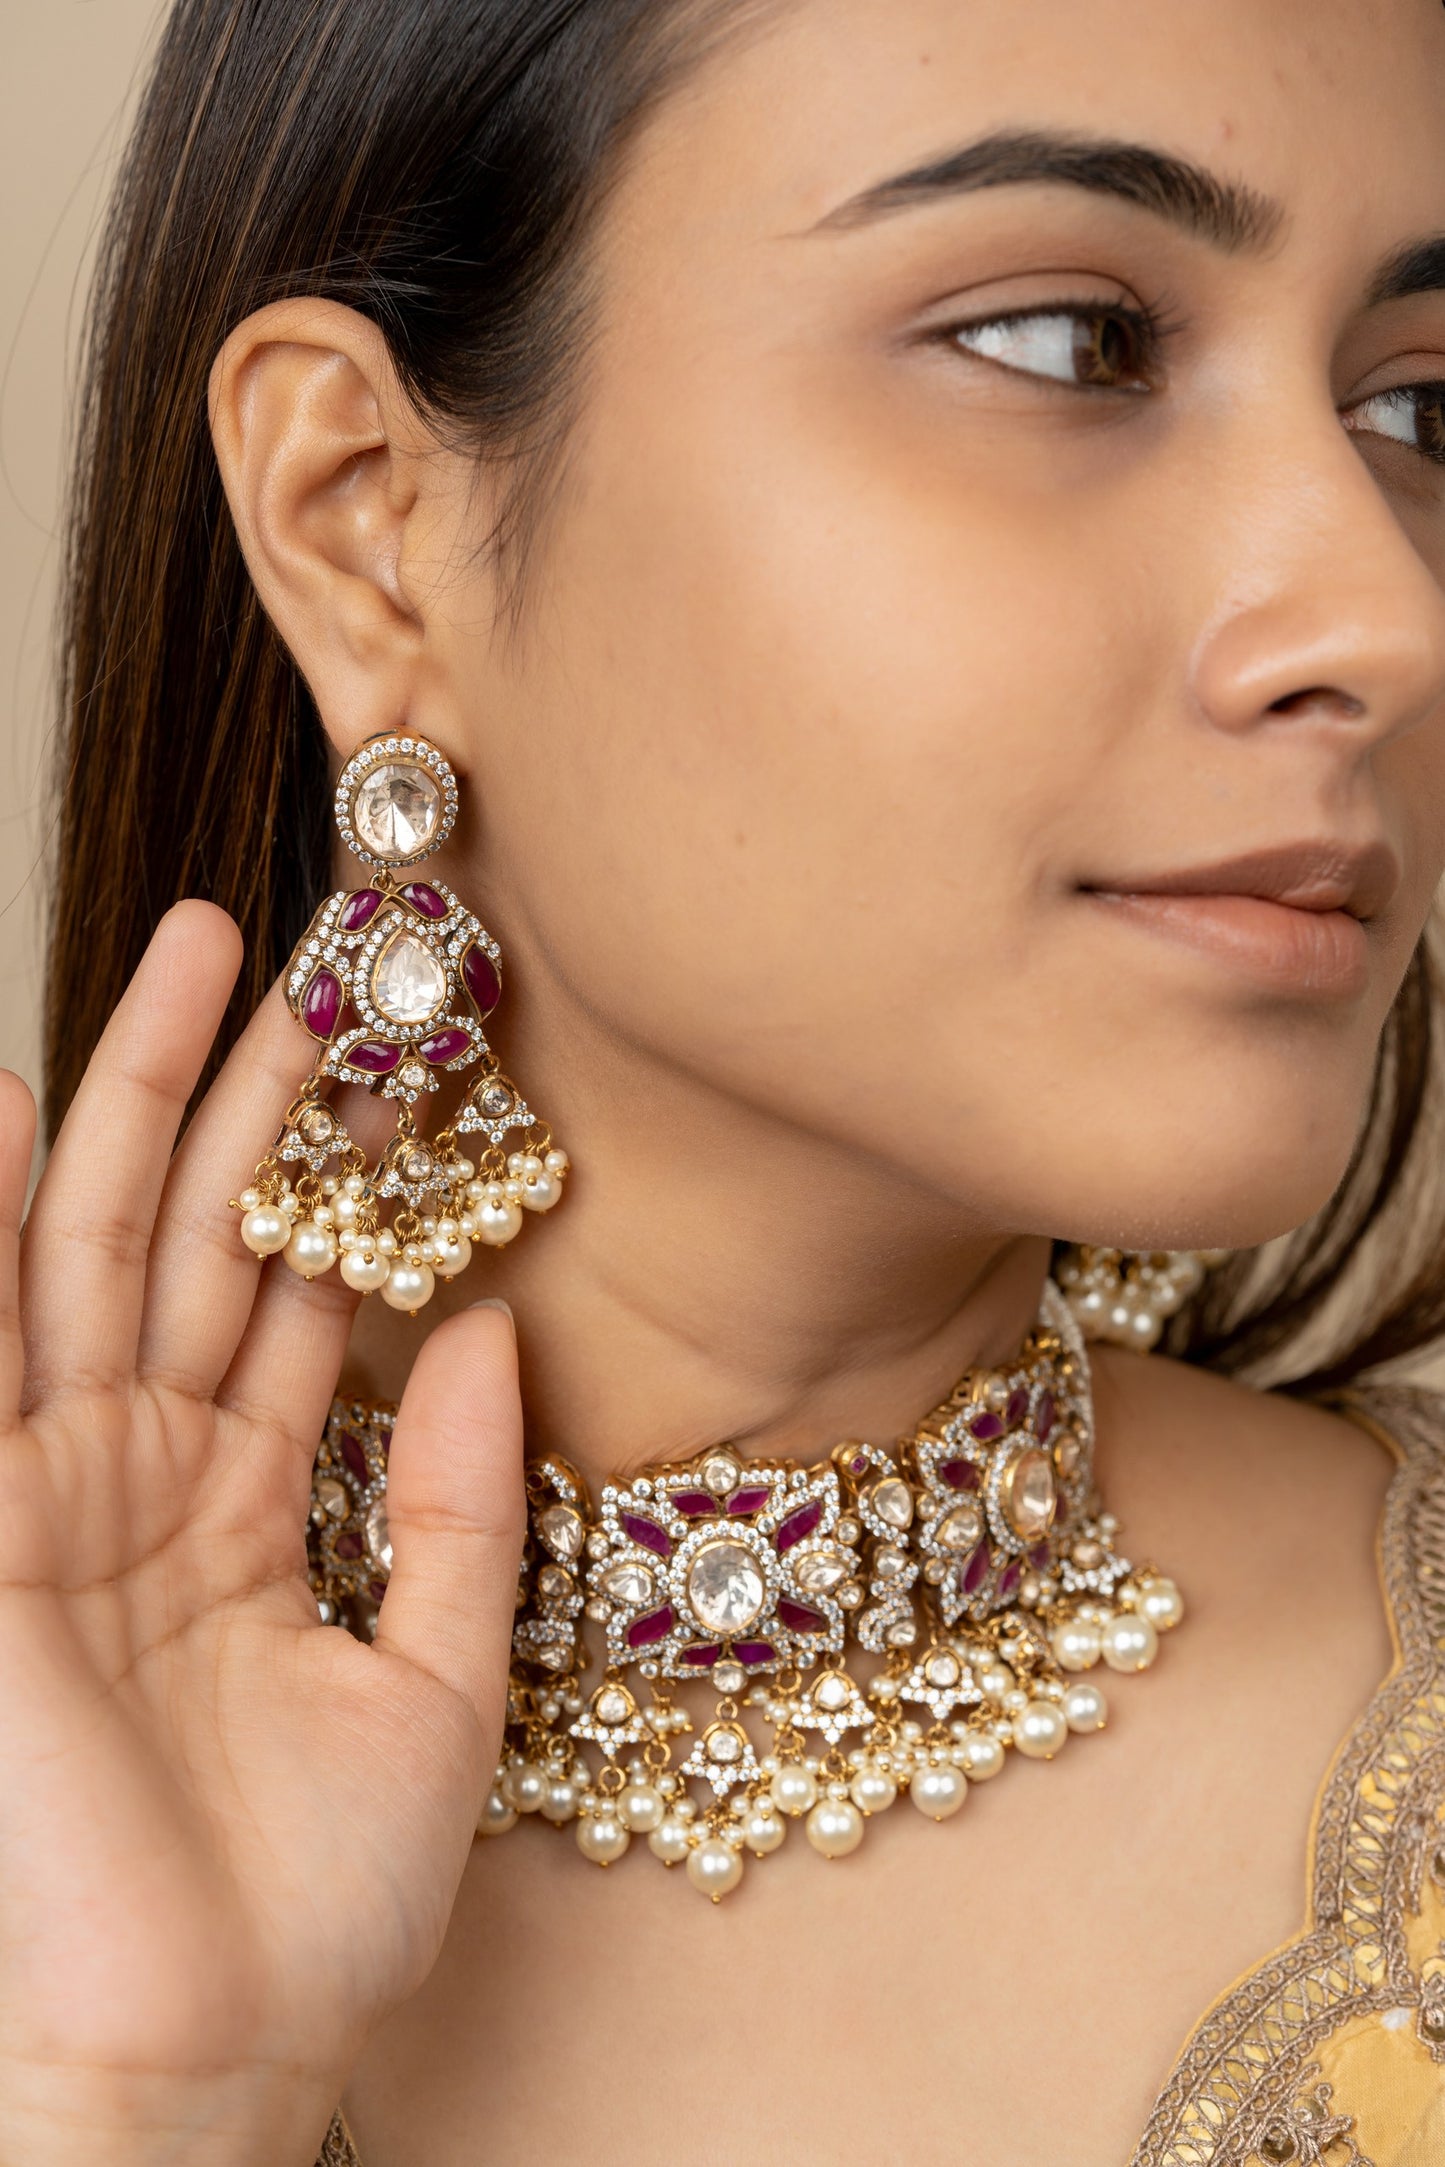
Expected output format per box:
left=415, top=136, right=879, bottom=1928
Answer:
left=308, top=1278, right=1184, bottom=1900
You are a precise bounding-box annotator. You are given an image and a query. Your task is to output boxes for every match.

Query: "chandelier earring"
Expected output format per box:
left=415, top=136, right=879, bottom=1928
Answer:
left=232, top=730, right=569, bottom=1313
left=1055, top=1245, right=1230, bottom=1350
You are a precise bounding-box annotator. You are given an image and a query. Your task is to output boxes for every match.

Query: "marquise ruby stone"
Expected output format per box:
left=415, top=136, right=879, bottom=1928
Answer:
left=301, top=968, right=342, bottom=1040
left=775, top=1499, right=823, bottom=1552
left=776, top=1596, right=826, bottom=1633
left=401, top=882, right=447, bottom=918
left=462, top=942, right=502, bottom=1017
left=348, top=1041, right=401, bottom=1075
left=728, top=1485, right=771, bottom=1516
left=940, top=1457, right=980, bottom=1490
left=626, top=1604, right=675, bottom=1648
left=419, top=1027, right=470, bottom=1065
left=339, top=889, right=382, bottom=932
left=619, top=1511, right=671, bottom=1558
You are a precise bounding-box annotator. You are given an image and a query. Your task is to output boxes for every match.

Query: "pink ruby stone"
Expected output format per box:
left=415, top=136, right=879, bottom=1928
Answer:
left=420, top=1027, right=471, bottom=1065
left=996, top=1556, right=1023, bottom=1600
left=338, top=889, right=382, bottom=932
left=348, top=1041, right=401, bottom=1074
left=970, top=1411, right=1005, bottom=1442
left=673, top=1491, right=717, bottom=1519
left=334, top=1532, right=363, bottom=1560
left=401, top=882, right=447, bottom=918
left=339, top=1434, right=369, bottom=1486
left=625, top=1604, right=675, bottom=1648
left=941, top=1458, right=979, bottom=1490
left=775, top=1498, right=823, bottom=1552
left=462, top=942, right=502, bottom=1017
left=301, top=967, right=342, bottom=1040
left=1006, top=1385, right=1030, bottom=1427
left=619, top=1511, right=671, bottom=1557
left=961, top=1542, right=992, bottom=1595
left=367, top=1579, right=388, bottom=1603
left=776, top=1596, right=827, bottom=1633
left=1037, top=1390, right=1055, bottom=1442
left=849, top=1453, right=868, bottom=1476
left=1029, top=1541, right=1052, bottom=1569
left=727, top=1485, right=771, bottom=1516
left=734, top=1640, right=776, bottom=1666
left=681, top=1643, right=722, bottom=1666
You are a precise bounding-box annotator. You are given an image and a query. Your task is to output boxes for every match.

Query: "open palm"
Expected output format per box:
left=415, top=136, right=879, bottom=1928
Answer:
left=0, top=904, right=523, bottom=2161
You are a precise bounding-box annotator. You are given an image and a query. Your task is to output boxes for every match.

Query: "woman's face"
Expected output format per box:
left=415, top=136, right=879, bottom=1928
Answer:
left=422, top=0, right=1445, bottom=1251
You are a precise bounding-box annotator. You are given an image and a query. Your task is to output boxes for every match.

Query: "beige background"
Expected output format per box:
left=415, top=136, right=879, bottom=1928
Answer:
left=1, top=2, right=164, bottom=1103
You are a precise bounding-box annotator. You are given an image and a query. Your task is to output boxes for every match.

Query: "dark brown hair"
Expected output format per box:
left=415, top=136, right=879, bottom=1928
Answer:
left=44, top=0, right=1445, bottom=1394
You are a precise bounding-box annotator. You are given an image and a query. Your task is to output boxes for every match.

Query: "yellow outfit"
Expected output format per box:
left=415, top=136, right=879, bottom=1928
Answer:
left=315, top=1379, right=1445, bottom=2167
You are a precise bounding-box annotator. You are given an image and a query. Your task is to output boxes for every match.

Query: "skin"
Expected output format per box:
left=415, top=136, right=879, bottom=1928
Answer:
left=4, top=0, right=1445, bottom=2160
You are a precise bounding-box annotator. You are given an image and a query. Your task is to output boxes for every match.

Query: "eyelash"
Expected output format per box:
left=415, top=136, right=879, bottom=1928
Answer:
left=938, top=299, right=1445, bottom=469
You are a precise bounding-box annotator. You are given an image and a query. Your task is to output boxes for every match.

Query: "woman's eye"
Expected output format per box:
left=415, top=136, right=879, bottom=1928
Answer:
left=1343, top=383, right=1445, bottom=466
left=946, top=303, right=1158, bottom=392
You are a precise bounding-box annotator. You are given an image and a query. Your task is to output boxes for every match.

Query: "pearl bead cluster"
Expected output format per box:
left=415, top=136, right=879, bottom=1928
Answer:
left=1055, top=1245, right=1229, bottom=1350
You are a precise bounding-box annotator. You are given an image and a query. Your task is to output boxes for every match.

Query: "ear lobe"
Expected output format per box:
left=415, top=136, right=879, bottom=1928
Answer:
left=207, top=297, right=429, bottom=749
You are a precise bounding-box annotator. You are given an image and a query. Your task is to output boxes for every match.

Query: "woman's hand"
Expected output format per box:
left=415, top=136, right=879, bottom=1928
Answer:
left=0, top=902, right=524, bottom=2165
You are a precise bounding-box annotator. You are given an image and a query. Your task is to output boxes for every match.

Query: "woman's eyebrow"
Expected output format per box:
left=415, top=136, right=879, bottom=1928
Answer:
left=798, top=127, right=1286, bottom=250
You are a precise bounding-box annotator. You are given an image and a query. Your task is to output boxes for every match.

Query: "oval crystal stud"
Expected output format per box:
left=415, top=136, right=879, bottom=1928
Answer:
left=867, top=1477, right=914, bottom=1531
left=537, top=1505, right=585, bottom=1562
left=1002, top=1446, right=1058, bottom=1541
left=686, top=1540, right=766, bottom=1635
left=370, top=931, right=448, bottom=1028
left=599, top=1561, right=655, bottom=1606
left=594, top=1686, right=633, bottom=1728
left=351, top=760, right=442, bottom=863
left=297, top=1104, right=336, bottom=1147
left=701, top=1452, right=740, bottom=1497
left=936, top=1502, right=984, bottom=1551
left=794, top=1547, right=849, bottom=1594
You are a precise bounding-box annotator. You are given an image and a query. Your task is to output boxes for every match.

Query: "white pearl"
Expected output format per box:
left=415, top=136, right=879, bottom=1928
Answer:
left=769, top=1764, right=818, bottom=1817
left=647, top=1815, right=693, bottom=1865
left=1051, top=1618, right=1102, bottom=1672
left=343, top=1174, right=367, bottom=1198
left=477, top=1788, right=517, bottom=1836
left=539, top=1778, right=582, bottom=1824
left=576, top=1813, right=630, bottom=1866
left=1100, top=1612, right=1159, bottom=1672
left=618, top=1783, right=664, bottom=1834
left=908, top=1763, right=968, bottom=1819
left=686, top=1837, right=744, bottom=1900
left=475, top=1197, right=524, bottom=1247
left=1012, top=1699, right=1069, bottom=1759
left=977, top=1663, right=1015, bottom=1701
left=240, top=1204, right=292, bottom=1256
left=382, top=1260, right=436, bottom=1313
left=500, top=1760, right=548, bottom=1814
left=311, top=1203, right=334, bottom=1227
left=431, top=1233, right=473, bottom=1280
left=805, top=1798, right=865, bottom=1857
left=238, top=1187, right=261, bottom=1211
left=1062, top=1681, right=1108, bottom=1733
left=741, top=1805, right=786, bottom=1855
left=1137, top=1577, right=1185, bottom=1631
left=544, top=1149, right=569, bottom=1175
left=520, top=1168, right=563, bottom=1213
left=956, top=1732, right=1005, bottom=1781
left=378, top=1227, right=398, bottom=1255
left=281, top=1220, right=338, bottom=1278
left=339, top=1246, right=391, bottom=1294
left=849, top=1766, right=898, bottom=1815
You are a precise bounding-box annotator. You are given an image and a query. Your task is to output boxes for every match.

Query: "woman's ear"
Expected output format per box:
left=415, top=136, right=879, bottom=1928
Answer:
left=207, top=298, right=467, bottom=757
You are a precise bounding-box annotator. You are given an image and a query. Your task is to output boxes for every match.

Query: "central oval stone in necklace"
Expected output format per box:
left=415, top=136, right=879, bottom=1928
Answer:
left=371, top=930, right=448, bottom=1027
left=686, top=1538, right=766, bottom=1636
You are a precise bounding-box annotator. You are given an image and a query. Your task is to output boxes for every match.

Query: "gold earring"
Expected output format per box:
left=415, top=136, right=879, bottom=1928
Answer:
left=1055, top=1246, right=1228, bottom=1349
left=232, top=730, right=569, bottom=1312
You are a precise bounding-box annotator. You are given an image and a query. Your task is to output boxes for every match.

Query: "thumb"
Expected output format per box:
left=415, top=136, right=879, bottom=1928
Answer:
left=371, top=1300, right=525, bottom=1728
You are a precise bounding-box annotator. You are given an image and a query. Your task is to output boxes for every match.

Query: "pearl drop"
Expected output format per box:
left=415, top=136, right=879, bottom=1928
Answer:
left=281, top=1220, right=338, bottom=1278
left=382, top=1260, right=436, bottom=1313
left=240, top=1205, right=292, bottom=1257
left=539, top=1779, right=581, bottom=1824
left=850, top=1766, right=898, bottom=1815
left=741, top=1805, right=786, bottom=1855
left=769, top=1764, right=818, bottom=1817
left=686, top=1837, right=744, bottom=1900
left=475, top=1198, right=524, bottom=1247
left=576, top=1813, right=630, bottom=1866
left=618, top=1783, right=664, bottom=1834
left=1051, top=1618, right=1102, bottom=1672
left=977, top=1663, right=1015, bottom=1701
left=431, top=1233, right=473, bottom=1280
left=1062, top=1681, right=1108, bottom=1733
left=648, top=1815, right=694, bottom=1865
left=1100, top=1612, right=1159, bottom=1672
left=339, top=1246, right=391, bottom=1294
left=477, top=1788, right=517, bottom=1837
left=500, top=1760, right=548, bottom=1814
left=520, top=1168, right=563, bottom=1213
left=908, top=1763, right=967, bottom=1819
left=1012, top=1699, right=1069, bottom=1759
left=1137, top=1577, right=1185, bottom=1631
left=805, top=1797, right=865, bottom=1857
left=956, top=1732, right=1005, bottom=1781
left=238, top=1187, right=261, bottom=1211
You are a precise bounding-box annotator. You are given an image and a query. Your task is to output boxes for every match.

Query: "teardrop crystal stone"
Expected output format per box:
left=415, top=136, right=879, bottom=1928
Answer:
left=370, top=931, right=447, bottom=1026
left=351, top=761, right=442, bottom=862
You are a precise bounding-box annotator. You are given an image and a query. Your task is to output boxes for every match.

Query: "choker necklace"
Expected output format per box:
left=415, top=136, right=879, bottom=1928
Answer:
left=308, top=1277, right=1184, bottom=1901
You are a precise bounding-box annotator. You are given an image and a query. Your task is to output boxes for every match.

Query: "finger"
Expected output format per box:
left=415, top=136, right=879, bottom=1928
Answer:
left=372, top=1302, right=525, bottom=1724
left=19, top=903, right=241, bottom=1406
left=212, top=1249, right=360, bottom=1504
left=139, top=993, right=397, bottom=1399
left=0, top=1072, right=38, bottom=1422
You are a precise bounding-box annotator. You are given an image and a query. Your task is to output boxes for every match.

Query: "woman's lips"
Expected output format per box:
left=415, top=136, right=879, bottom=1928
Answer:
left=1082, top=887, right=1371, bottom=996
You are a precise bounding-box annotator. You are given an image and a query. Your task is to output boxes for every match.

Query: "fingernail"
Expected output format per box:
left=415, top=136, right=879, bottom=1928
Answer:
left=470, top=1296, right=514, bottom=1322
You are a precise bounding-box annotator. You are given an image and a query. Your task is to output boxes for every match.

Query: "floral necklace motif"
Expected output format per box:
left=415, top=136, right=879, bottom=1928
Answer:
left=309, top=1276, right=1185, bottom=1900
